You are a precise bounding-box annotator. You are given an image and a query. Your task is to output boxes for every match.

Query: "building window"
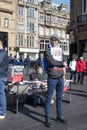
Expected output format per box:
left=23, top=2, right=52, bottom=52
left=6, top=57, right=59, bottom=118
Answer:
left=18, top=34, right=24, bottom=46
left=40, top=40, right=49, bottom=51
left=57, top=18, right=61, bottom=24
left=39, top=27, right=44, bottom=35
left=46, top=14, right=50, bottom=21
left=45, top=28, right=50, bottom=36
left=27, top=21, right=34, bottom=31
left=27, top=8, right=34, bottom=17
left=30, top=22, right=34, bottom=31
left=39, top=13, right=44, bottom=21
left=51, top=16, right=55, bottom=23
left=18, top=6, right=24, bottom=16
left=51, top=28, right=54, bottom=35
left=45, top=2, right=50, bottom=9
left=4, top=18, right=9, bottom=27
left=27, top=34, right=34, bottom=48
left=30, top=35, right=34, bottom=48
left=18, top=0, right=23, bottom=2
left=27, top=35, right=29, bottom=47
left=18, top=18, right=24, bottom=30
left=62, top=19, right=67, bottom=25
left=27, top=0, right=34, bottom=4
left=82, top=0, right=87, bottom=14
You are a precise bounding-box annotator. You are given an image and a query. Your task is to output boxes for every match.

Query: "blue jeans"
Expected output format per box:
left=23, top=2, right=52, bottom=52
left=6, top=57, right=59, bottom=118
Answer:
left=0, top=77, right=7, bottom=115
left=45, top=77, right=64, bottom=120
left=24, top=65, right=30, bottom=74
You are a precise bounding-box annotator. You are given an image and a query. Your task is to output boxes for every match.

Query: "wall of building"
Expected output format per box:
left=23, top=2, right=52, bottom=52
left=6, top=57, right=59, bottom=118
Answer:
left=0, top=0, right=70, bottom=61
left=0, top=0, right=17, bottom=56
left=69, top=0, right=87, bottom=59
left=38, top=1, right=70, bottom=58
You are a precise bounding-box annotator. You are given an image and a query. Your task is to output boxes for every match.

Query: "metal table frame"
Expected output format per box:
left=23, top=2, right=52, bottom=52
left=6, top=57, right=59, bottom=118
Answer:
left=6, top=81, right=46, bottom=114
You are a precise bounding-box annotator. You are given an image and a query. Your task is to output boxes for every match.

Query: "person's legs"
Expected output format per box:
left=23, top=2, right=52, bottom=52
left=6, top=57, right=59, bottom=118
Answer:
left=0, top=78, right=6, bottom=116
left=45, top=78, right=57, bottom=120
left=73, top=71, right=76, bottom=84
left=70, top=71, right=73, bottom=80
left=24, top=65, right=29, bottom=75
left=77, top=72, right=81, bottom=83
left=56, top=77, right=64, bottom=118
left=27, top=65, right=30, bottom=74
left=80, top=72, right=84, bottom=84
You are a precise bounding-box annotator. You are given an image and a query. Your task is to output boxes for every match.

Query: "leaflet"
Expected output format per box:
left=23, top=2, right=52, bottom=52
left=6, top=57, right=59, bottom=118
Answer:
left=51, top=47, right=62, bottom=61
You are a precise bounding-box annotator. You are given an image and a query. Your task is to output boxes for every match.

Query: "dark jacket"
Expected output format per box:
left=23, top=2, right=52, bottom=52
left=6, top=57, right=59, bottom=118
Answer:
left=45, top=47, right=64, bottom=78
left=29, top=72, right=47, bottom=81
left=35, top=58, right=47, bottom=74
left=0, top=49, right=9, bottom=78
left=24, top=57, right=31, bottom=66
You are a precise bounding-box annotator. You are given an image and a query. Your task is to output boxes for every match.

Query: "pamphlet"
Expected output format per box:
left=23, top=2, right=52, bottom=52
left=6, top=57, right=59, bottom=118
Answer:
left=51, top=47, right=62, bottom=61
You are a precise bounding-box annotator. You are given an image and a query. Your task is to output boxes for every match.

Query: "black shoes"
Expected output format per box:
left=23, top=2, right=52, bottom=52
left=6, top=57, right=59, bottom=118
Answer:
left=56, top=117, right=68, bottom=123
left=45, top=117, right=68, bottom=127
left=45, top=119, right=53, bottom=128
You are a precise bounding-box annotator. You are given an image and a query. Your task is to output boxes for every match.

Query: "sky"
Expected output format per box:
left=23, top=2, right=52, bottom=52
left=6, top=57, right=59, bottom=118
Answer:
left=52, top=0, right=70, bottom=11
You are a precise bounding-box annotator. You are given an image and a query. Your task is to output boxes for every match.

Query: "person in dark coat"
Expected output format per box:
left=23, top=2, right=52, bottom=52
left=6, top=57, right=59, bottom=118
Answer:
left=35, top=52, right=47, bottom=74
left=0, top=40, right=9, bottom=119
left=24, top=55, right=31, bottom=75
left=44, top=34, right=67, bottom=128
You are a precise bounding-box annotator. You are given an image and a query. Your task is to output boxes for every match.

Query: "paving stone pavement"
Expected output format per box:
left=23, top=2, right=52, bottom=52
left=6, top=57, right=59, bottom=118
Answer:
left=0, top=72, right=87, bottom=130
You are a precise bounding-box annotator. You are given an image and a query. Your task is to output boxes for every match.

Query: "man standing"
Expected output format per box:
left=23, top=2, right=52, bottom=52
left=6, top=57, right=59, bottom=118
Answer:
left=44, top=34, right=66, bottom=128
left=0, top=40, right=9, bottom=119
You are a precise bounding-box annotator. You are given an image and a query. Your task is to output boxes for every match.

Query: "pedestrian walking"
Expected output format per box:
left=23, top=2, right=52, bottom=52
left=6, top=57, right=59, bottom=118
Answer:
left=44, top=34, right=67, bottom=128
left=0, top=40, right=9, bottom=119
left=24, top=55, right=31, bottom=75
left=69, top=58, right=77, bottom=84
left=76, top=56, right=86, bottom=85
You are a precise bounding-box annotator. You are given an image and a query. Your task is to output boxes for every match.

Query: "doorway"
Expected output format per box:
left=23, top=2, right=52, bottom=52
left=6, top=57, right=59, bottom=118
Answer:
left=0, top=32, right=8, bottom=50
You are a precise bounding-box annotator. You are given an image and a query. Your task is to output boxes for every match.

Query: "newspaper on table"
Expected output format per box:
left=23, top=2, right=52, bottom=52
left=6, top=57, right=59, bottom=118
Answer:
left=51, top=47, right=62, bottom=61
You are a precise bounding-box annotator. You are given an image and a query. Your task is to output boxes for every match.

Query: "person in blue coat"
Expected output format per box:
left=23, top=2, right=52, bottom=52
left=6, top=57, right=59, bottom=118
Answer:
left=35, top=52, right=47, bottom=75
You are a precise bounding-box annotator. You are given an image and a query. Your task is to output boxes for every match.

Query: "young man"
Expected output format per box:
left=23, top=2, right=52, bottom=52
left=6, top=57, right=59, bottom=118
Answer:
left=0, top=40, right=9, bottom=119
left=44, top=34, right=67, bottom=128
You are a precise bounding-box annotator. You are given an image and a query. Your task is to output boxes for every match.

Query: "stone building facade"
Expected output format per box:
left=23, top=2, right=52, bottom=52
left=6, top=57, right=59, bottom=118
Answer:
left=0, top=0, right=70, bottom=60
left=38, top=0, right=70, bottom=59
left=17, top=0, right=39, bottom=60
left=0, top=0, right=17, bottom=56
left=68, top=0, right=87, bottom=60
